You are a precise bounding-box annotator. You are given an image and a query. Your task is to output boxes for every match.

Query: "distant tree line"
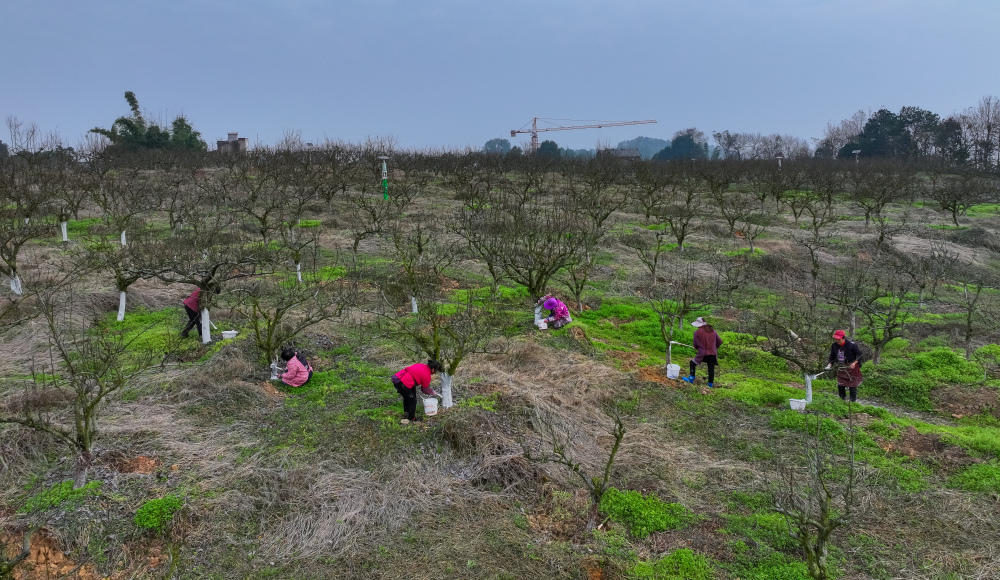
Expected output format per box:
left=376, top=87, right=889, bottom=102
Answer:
left=481, top=95, right=1000, bottom=172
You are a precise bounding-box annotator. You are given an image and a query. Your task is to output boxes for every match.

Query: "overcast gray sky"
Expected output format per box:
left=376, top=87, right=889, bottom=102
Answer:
left=2, top=0, right=998, bottom=151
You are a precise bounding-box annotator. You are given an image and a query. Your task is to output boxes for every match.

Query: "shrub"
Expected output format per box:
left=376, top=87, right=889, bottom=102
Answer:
left=627, top=548, right=715, bottom=580
left=135, top=495, right=183, bottom=532
left=599, top=488, right=696, bottom=539
left=20, top=480, right=101, bottom=514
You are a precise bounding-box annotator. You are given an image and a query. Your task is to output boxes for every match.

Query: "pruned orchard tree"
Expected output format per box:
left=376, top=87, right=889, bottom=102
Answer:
left=659, top=162, right=702, bottom=251
left=0, top=290, right=161, bottom=483
left=147, top=210, right=273, bottom=343
left=0, top=132, right=60, bottom=294
left=827, top=262, right=914, bottom=364
left=367, top=278, right=511, bottom=408
left=458, top=192, right=585, bottom=299
left=230, top=263, right=358, bottom=366
left=639, top=262, right=710, bottom=367
left=772, top=410, right=863, bottom=580
left=83, top=225, right=161, bottom=321
left=88, top=165, right=158, bottom=247
left=388, top=213, right=457, bottom=314
left=522, top=395, right=636, bottom=531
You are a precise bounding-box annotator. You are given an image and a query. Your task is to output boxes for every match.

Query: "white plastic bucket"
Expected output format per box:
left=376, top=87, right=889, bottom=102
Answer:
left=789, top=398, right=807, bottom=411
left=666, top=364, right=680, bottom=379
left=221, top=330, right=238, bottom=339
left=536, top=320, right=548, bottom=330
left=422, top=397, right=438, bottom=416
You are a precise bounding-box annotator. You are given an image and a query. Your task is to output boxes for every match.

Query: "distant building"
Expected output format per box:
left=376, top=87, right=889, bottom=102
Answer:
left=597, top=147, right=641, bottom=161
left=217, top=132, right=248, bottom=154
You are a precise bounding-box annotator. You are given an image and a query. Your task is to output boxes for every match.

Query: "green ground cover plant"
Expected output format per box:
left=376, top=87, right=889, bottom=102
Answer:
left=135, top=494, right=183, bottom=532
left=626, top=548, right=716, bottom=580
left=20, top=480, right=101, bottom=513
left=599, top=488, right=697, bottom=538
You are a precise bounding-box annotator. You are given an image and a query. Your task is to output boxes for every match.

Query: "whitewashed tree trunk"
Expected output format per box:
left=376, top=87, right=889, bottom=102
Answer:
left=200, top=308, right=212, bottom=343
left=10, top=274, right=22, bottom=296
left=270, top=360, right=279, bottom=380
left=61, top=221, right=68, bottom=242
left=120, top=230, right=127, bottom=246
left=296, top=262, right=302, bottom=283
left=534, top=304, right=544, bottom=324
left=804, top=373, right=817, bottom=403
left=411, top=296, right=418, bottom=313
left=849, top=311, right=856, bottom=338
left=24, top=217, right=29, bottom=225
left=440, top=372, right=453, bottom=408
left=117, top=291, right=127, bottom=321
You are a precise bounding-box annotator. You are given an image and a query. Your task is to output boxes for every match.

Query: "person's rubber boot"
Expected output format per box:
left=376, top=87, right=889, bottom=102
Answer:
left=681, top=375, right=695, bottom=383
left=707, top=383, right=714, bottom=389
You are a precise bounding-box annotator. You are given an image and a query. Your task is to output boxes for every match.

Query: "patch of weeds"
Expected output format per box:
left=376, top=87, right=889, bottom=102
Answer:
left=723, top=247, right=766, bottom=257
left=718, top=376, right=804, bottom=407
left=928, top=224, right=969, bottom=231
left=626, top=548, right=716, bottom=580
left=592, top=528, right=636, bottom=559
left=599, top=488, right=697, bottom=539
left=457, top=393, right=499, bottom=412
left=20, top=480, right=101, bottom=513
left=947, top=461, right=1000, bottom=493
left=135, top=494, right=183, bottom=532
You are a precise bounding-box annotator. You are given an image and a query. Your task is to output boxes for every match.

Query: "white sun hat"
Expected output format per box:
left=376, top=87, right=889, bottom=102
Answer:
left=691, top=317, right=707, bottom=327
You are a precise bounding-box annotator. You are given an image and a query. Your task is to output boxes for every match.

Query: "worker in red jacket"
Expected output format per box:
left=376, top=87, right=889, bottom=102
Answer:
left=392, top=359, right=441, bottom=424
left=181, top=288, right=201, bottom=338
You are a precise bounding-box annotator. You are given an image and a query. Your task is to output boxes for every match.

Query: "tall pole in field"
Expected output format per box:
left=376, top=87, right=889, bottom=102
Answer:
left=378, top=156, right=389, bottom=200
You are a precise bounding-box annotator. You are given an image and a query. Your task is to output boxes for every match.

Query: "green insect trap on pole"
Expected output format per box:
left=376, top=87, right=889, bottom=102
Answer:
left=378, top=156, right=389, bottom=200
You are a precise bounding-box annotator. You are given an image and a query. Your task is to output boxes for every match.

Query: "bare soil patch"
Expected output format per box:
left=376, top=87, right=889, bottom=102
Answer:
left=101, top=451, right=160, bottom=474
left=649, top=517, right=731, bottom=563
left=877, top=426, right=977, bottom=470
left=932, top=384, right=1000, bottom=419
left=607, top=350, right=644, bottom=371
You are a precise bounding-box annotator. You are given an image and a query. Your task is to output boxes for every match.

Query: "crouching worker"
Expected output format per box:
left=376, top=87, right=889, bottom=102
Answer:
left=392, top=359, right=441, bottom=424
left=536, top=295, right=572, bottom=329
left=681, top=317, right=722, bottom=388
left=280, top=349, right=313, bottom=387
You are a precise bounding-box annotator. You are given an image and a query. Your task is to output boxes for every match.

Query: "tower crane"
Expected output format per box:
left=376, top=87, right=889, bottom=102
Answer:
left=511, top=117, right=657, bottom=153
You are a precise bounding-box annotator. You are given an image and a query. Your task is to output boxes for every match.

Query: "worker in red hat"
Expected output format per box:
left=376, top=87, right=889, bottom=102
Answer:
left=826, top=330, right=863, bottom=402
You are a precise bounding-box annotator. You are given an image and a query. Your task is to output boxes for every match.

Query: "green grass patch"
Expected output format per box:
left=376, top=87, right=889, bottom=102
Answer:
left=600, top=488, right=697, bottom=539
left=965, top=203, right=1000, bottom=217
left=135, top=495, right=183, bottom=532
left=928, top=224, right=969, bottom=231
left=947, top=461, right=1000, bottom=493
left=626, top=548, right=716, bottom=580
left=20, top=480, right=101, bottom=514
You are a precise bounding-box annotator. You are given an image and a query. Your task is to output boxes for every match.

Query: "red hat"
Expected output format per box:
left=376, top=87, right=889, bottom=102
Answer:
left=833, top=330, right=846, bottom=339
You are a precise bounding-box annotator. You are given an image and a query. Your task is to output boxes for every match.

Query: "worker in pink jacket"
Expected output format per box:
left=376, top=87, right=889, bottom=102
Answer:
left=392, top=359, right=441, bottom=423
left=279, top=349, right=313, bottom=387
left=536, top=295, right=572, bottom=329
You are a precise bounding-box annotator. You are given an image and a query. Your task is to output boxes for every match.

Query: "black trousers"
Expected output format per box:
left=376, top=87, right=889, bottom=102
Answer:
left=393, top=377, right=417, bottom=420
left=183, top=305, right=201, bottom=336
left=838, top=385, right=858, bottom=402
left=690, top=355, right=717, bottom=383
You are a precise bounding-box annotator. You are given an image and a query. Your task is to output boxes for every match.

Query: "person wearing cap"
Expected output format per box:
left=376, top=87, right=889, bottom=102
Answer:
left=681, top=317, right=723, bottom=388
left=392, top=359, right=442, bottom=424
left=826, top=330, right=863, bottom=402
left=536, top=294, right=572, bottom=329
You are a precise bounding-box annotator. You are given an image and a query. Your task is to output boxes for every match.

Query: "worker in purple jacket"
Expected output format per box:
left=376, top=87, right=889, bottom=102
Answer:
left=681, top=317, right=723, bottom=388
